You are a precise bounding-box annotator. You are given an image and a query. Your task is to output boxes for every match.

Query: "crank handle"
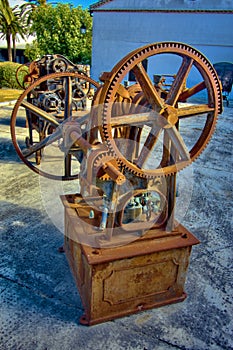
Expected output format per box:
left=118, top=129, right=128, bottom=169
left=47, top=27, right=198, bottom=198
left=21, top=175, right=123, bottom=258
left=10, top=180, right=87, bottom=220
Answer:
left=102, top=161, right=126, bottom=185
left=70, top=130, right=92, bottom=154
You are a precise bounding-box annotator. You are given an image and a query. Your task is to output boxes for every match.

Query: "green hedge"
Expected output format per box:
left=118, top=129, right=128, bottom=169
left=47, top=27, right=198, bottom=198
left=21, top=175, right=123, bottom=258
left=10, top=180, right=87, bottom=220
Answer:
left=0, top=62, right=28, bottom=89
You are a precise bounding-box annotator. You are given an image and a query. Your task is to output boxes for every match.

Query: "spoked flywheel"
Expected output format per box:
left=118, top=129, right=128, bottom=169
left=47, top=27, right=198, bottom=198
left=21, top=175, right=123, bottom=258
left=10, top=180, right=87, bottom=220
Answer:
left=11, top=72, right=100, bottom=180
left=98, top=41, right=222, bottom=178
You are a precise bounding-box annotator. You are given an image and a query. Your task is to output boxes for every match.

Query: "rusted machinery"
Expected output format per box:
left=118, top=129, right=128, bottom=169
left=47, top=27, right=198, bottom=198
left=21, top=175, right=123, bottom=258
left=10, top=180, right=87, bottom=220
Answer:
left=12, top=54, right=98, bottom=175
left=11, top=42, right=222, bottom=325
left=213, top=62, right=233, bottom=107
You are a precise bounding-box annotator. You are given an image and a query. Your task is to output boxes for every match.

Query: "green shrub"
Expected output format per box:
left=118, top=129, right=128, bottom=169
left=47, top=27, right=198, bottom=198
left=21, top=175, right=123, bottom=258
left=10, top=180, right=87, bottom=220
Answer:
left=0, top=62, right=28, bottom=89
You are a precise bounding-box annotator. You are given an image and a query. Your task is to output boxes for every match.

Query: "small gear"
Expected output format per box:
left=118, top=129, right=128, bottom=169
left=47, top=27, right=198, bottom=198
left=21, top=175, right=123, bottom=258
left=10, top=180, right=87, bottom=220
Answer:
left=94, top=152, right=122, bottom=181
left=52, top=58, right=68, bottom=73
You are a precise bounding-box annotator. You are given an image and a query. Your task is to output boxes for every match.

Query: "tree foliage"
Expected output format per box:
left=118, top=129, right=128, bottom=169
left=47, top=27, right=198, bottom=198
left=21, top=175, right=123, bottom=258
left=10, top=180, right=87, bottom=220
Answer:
left=28, top=4, right=92, bottom=64
left=24, top=39, right=41, bottom=61
left=0, top=61, right=28, bottom=88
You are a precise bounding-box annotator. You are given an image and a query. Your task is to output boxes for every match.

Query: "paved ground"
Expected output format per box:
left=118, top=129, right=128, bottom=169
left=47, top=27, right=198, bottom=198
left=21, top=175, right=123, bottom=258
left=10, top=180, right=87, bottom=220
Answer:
left=0, top=101, right=232, bottom=350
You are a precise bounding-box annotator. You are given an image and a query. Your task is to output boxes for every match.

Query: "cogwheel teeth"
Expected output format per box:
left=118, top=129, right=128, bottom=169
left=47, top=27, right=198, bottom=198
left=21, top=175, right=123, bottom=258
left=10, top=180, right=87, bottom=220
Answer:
left=98, top=42, right=222, bottom=179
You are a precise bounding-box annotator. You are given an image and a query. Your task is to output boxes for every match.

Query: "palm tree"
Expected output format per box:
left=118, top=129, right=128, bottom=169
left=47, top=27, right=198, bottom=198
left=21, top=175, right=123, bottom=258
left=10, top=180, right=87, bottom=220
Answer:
left=11, top=10, right=27, bottom=62
left=0, top=0, right=14, bottom=61
left=0, top=0, right=32, bottom=61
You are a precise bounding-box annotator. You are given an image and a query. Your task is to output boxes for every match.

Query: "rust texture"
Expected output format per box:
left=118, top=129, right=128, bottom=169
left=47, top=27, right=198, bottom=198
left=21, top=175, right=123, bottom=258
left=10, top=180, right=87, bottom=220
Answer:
left=63, top=205, right=199, bottom=325
left=10, top=42, right=222, bottom=324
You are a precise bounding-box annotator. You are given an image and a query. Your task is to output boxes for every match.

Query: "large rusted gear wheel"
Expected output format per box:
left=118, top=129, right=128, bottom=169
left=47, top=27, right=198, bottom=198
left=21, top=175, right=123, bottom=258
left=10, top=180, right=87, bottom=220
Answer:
left=98, top=42, right=222, bottom=178
left=11, top=72, right=100, bottom=180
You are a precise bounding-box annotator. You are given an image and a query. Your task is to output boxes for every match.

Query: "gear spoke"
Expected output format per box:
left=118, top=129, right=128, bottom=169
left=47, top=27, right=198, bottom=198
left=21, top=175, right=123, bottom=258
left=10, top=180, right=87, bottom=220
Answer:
left=22, top=127, right=62, bottom=158
left=21, top=100, right=60, bottom=127
left=166, top=126, right=190, bottom=161
left=110, top=111, right=157, bottom=127
left=177, top=104, right=215, bottom=118
left=132, top=63, right=165, bottom=110
left=135, top=125, right=162, bottom=168
left=178, top=81, right=206, bottom=101
left=165, top=56, right=193, bottom=106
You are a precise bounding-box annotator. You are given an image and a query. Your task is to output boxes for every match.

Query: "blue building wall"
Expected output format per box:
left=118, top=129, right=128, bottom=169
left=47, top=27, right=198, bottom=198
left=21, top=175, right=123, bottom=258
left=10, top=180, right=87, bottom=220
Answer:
left=91, top=1, right=233, bottom=98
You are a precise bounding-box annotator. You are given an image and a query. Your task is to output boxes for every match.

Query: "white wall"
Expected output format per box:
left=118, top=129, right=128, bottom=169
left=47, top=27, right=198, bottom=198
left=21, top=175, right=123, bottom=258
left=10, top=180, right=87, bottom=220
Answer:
left=91, top=11, right=233, bottom=80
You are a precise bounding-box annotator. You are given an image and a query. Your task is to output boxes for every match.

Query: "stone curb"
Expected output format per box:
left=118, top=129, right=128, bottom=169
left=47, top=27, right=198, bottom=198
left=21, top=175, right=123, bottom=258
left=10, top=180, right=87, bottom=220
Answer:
left=0, top=100, right=17, bottom=107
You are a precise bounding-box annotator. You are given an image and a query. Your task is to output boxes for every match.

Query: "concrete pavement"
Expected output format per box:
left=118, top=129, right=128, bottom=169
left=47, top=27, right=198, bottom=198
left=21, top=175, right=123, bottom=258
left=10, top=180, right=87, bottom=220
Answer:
left=0, top=102, right=232, bottom=350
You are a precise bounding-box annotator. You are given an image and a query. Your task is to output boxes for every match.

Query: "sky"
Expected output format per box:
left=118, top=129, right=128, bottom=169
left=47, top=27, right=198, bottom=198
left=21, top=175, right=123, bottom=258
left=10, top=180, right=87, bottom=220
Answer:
left=9, top=0, right=98, bottom=8
left=59, top=0, right=97, bottom=8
